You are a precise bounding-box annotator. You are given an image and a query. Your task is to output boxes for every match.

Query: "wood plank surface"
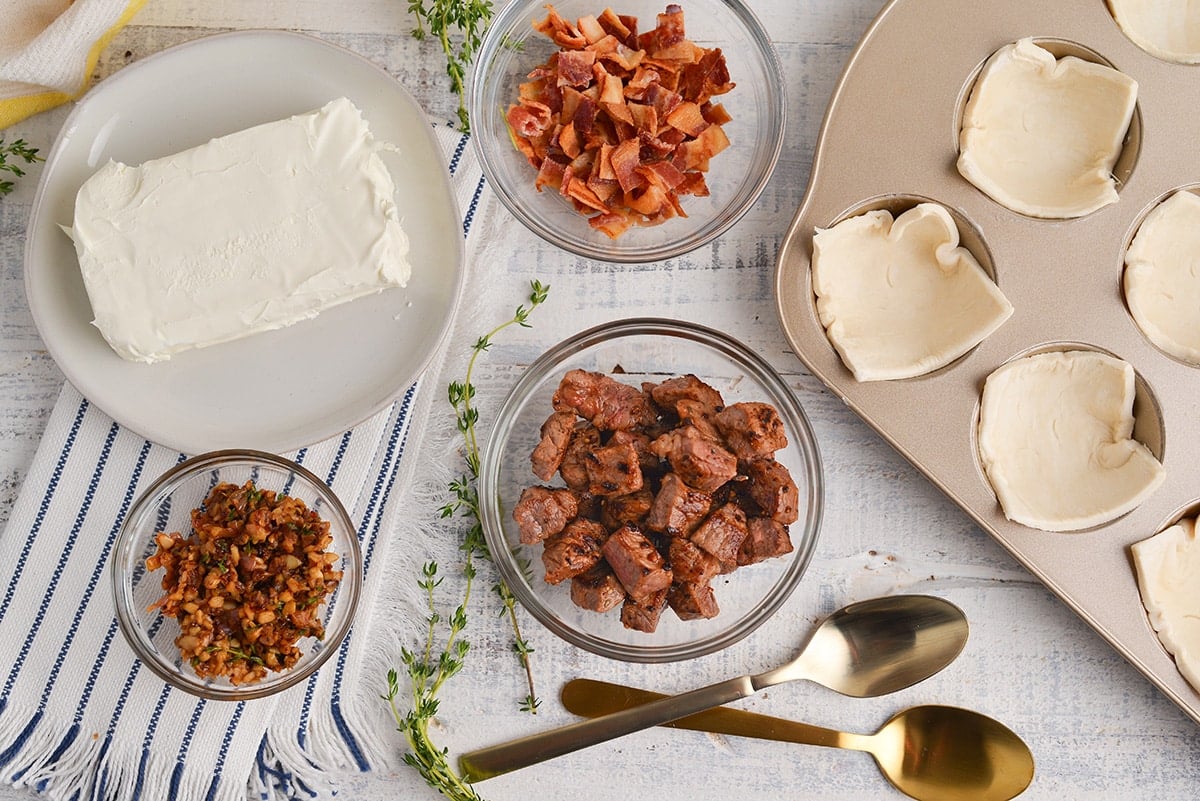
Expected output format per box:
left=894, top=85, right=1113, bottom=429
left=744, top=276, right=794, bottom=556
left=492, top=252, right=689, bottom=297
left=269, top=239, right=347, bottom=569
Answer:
left=1, top=1, right=1198, bottom=799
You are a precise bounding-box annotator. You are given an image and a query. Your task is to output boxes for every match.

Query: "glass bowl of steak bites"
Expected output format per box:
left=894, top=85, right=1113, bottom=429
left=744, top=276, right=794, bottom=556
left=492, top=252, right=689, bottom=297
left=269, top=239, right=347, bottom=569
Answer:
left=480, top=318, right=823, bottom=662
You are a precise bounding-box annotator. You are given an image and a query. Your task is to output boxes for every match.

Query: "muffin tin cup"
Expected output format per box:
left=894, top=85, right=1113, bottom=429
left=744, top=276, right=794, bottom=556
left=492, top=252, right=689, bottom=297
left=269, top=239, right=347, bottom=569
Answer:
left=775, top=0, right=1200, bottom=724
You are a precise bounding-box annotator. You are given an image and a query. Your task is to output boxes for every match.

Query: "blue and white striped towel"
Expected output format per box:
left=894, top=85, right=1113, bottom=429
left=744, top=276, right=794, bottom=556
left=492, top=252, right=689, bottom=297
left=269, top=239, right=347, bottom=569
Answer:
left=0, top=120, right=488, bottom=801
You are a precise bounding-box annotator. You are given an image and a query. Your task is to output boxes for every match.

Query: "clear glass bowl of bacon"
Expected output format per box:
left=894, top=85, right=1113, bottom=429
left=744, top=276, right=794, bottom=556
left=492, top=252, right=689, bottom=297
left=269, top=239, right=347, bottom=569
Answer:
left=479, top=318, right=823, bottom=662
left=469, top=0, right=785, bottom=263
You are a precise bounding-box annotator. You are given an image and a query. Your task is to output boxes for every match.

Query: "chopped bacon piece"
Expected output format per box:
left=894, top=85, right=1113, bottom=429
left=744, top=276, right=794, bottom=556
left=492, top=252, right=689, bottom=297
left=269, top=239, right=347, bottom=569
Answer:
left=534, top=6, right=588, bottom=48
left=507, top=102, right=552, bottom=139
left=558, top=120, right=582, bottom=159
left=598, top=7, right=635, bottom=45
left=666, top=101, right=709, bottom=138
left=674, top=123, right=730, bottom=171
left=628, top=102, right=658, bottom=135
left=557, top=49, right=597, bottom=87
left=610, top=138, right=645, bottom=193
left=702, top=102, right=732, bottom=126
left=590, top=211, right=632, bottom=238
left=507, top=4, right=735, bottom=238
left=577, top=14, right=607, bottom=44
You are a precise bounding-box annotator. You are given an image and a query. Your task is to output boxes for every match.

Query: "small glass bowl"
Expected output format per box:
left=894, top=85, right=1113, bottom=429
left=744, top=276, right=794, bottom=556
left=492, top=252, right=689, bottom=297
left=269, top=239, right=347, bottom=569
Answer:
left=469, top=0, right=786, bottom=263
left=480, top=318, right=823, bottom=662
left=112, top=449, right=362, bottom=700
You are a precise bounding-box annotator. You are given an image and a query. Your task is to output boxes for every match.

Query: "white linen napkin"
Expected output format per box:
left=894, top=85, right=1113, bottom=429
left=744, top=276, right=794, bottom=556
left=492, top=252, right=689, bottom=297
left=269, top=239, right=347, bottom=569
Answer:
left=0, top=0, right=147, bottom=128
left=0, top=120, right=487, bottom=801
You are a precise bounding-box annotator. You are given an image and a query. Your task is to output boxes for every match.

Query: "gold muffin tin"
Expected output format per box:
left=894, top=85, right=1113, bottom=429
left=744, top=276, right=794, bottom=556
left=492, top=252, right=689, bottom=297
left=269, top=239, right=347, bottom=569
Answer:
left=775, top=0, right=1200, bottom=725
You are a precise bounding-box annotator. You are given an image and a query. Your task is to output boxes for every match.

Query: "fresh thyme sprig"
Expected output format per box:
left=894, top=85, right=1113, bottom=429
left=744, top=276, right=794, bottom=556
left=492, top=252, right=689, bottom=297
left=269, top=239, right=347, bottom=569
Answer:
left=407, top=0, right=495, bottom=132
left=385, top=279, right=550, bottom=799
left=0, top=138, right=43, bottom=195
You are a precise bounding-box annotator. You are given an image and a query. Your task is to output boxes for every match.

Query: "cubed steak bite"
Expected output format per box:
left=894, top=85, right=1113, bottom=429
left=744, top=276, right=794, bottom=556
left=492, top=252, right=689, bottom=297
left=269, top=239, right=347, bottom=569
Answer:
left=584, top=439, right=644, bottom=496
left=668, top=580, right=720, bottom=620
left=690, top=502, right=749, bottom=565
left=570, top=563, right=627, bottom=613
left=649, top=374, right=725, bottom=416
left=742, top=458, right=799, bottom=524
left=714, top=402, right=788, bottom=460
left=602, top=523, right=673, bottom=601
left=738, top=517, right=794, bottom=566
left=621, top=588, right=669, bottom=633
left=559, top=421, right=601, bottom=491
left=600, top=488, right=655, bottom=530
left=512, top=486, right=578, bottom=545
left=542, top=518, right=608, bottom=584
left=553, top=369, right=659, bottom=431
left=668, top=536, right=721, bottom=585
left=646, top=472, right=712, bottom=535
left=531, top=411, right=576, bottom=481
left=649, top=426, right=738, bottom=492
left=608, top=429, right=659, bottom=473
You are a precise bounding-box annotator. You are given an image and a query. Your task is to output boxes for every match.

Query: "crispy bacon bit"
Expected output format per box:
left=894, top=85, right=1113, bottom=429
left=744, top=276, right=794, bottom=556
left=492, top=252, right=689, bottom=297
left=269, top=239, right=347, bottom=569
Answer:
left=508, top=4, right=735, bottom=237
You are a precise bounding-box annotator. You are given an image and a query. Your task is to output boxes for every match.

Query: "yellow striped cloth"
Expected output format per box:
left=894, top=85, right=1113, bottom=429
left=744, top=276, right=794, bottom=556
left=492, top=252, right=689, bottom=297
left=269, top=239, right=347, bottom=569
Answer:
left=0, top=0, right=147, bottom=129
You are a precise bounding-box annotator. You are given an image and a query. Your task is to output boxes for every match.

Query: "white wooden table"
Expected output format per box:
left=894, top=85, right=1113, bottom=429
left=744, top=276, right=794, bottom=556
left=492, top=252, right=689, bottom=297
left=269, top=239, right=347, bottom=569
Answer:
left=2, top=1, right=1199, bottom=799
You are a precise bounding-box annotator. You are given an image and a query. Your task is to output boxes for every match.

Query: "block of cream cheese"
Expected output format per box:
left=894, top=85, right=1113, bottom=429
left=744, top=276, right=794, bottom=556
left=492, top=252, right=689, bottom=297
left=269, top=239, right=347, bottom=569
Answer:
left=1124, top=191, right=1200, bottom=363
left=1132, top=516, right=1200, bottom=693
left=957, top=38, right=1138, bottom=219
left=69, top=97, right=411, bottom=363
left=978, top=351, right=1165, bottom=532
left=811, top=203, right=1013, bottom=381
left=1109, top=0, right=1200, bottom=64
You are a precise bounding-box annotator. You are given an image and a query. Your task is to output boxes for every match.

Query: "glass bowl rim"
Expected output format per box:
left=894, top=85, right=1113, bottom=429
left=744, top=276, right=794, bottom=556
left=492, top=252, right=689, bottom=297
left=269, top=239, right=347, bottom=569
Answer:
left=111, top=448, right=363, bottom=701
left=467, top=0, right=788, bottom=264
left=480, top=317, right=825, bottom=662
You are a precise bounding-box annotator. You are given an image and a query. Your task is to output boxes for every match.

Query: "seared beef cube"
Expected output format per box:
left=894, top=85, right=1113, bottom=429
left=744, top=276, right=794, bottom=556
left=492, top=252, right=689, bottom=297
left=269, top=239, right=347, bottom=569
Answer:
left=648, top=426, right=737, bottom=492
left=608, top=429, right=658, bottom=473
left=621, top=588, right=668, bottom=633
left=647, top=472, right=712, bottom=535
left=690, top=502, right=748, bottom=564
left=668, top=581, right=720, bottom=620
left=512, top=486, right=578, bottom=545
left=552, top=369, right=658, bottom=431
left=570, top=563, right=627, bottom=613
left=584, top=440, right=644, bottom=496
left=542, top=518, right=608, bottom=584
left=668, top=536, right=720, bottom=584
left=649, top=374, right=724, bottom=414
left=742, top=458, right=799, bottom=524
left=738, top=517, right=794, bottom=566
left=601, top=488, right=655, bottom=530
left=530, top=411, right=576, bottom=481
left=559, top=422, right=600, bottom=491
left=675, top=398, right=723, bottom=441
left=714, top=402, right=788, bottom=460
left=602, top=523, right=673, bottom=601
left=572, top=490, right=602, bottom=521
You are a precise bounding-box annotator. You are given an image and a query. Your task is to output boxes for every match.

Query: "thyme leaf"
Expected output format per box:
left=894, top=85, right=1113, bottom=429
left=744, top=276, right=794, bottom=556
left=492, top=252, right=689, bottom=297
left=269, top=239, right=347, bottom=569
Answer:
left=407, top=0, right=495, bottom=132
left=0, top=138, right=43, bottom=195
left=387, top=280, right=550, bottom=800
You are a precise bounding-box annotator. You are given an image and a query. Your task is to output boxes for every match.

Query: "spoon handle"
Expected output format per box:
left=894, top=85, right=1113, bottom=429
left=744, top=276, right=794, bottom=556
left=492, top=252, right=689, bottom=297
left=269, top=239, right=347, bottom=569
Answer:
left=458, top=674, right=756, bottom=781
left=561, top=678, right=848, bottom=750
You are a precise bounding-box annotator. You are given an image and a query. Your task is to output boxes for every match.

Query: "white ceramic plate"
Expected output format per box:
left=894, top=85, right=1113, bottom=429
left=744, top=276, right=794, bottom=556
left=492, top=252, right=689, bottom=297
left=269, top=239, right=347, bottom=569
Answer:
left=25, top=30, right=464, bottom=455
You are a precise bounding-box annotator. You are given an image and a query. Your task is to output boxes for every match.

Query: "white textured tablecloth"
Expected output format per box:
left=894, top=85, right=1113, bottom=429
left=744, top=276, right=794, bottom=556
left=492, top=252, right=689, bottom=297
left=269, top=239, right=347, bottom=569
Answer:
left=0, top=119, right=487, bottom=801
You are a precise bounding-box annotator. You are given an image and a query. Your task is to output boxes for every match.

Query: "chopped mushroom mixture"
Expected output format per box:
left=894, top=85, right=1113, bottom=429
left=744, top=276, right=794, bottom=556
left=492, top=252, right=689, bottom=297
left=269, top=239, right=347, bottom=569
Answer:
left=507, top=4, right=736, bottom=238
left=514, top=370, right=798, bottom=632
left=145, top=481, right=342, bottom=685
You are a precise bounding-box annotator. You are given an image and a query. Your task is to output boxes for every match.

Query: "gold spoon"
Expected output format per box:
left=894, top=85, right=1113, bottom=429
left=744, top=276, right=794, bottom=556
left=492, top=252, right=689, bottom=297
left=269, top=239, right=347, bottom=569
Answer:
left=563, top=678, right=1035, bottom=801
left=459, top=594, right=969, bottom=781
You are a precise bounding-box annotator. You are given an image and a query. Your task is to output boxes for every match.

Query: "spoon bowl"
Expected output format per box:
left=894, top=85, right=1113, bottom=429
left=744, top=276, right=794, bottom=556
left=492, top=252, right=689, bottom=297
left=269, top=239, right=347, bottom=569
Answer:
left=562, top=679, right=1035, bottom=801
left=459, top=594, right=970, bottom=781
